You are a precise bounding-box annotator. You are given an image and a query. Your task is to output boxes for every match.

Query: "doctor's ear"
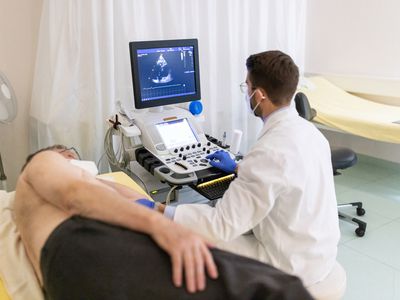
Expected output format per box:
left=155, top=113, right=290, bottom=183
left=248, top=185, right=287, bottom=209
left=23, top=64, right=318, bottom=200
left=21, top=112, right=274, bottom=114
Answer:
left=256, top=89, right=266, bottom=99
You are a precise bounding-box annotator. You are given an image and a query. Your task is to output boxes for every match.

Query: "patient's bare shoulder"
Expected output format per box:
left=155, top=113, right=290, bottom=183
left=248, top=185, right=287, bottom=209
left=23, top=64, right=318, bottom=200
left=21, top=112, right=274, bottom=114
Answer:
left=14, top=170, right=72, bottom=285
left=14, top=167, right=72, bottom=241
left=14, top=173, right=43, bottom=224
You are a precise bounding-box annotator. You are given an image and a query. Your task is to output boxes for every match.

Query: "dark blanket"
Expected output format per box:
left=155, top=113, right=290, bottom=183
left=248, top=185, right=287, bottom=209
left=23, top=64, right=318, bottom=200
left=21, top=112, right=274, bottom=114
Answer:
left=41, top=216, right=313, bottom=300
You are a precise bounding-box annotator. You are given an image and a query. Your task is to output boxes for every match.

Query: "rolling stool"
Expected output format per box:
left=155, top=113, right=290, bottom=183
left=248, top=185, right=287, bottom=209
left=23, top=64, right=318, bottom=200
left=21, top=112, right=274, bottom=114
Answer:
left=294, top=92, right=367, bottom=237
left=307, top=261, right=347, bottom=300
left=331, top=147, right=367, bottom=237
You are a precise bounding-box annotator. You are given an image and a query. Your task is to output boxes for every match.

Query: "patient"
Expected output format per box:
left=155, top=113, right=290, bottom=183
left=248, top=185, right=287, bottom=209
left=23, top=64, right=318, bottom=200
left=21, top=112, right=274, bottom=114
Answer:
left=13, top=145, right=312, bottom=299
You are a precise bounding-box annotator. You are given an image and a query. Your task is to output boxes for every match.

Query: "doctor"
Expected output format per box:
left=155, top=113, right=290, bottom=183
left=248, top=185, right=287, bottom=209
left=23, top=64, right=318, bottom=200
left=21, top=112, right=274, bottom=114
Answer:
left=158, top=50, right=340, bottom=287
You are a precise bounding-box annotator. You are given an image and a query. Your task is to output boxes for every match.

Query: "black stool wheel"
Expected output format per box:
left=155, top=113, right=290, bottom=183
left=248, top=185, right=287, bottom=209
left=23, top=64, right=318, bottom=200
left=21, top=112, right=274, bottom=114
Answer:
left=357, top=207, right=366, bottom=216
left=355, top=228, right=365, bottom=237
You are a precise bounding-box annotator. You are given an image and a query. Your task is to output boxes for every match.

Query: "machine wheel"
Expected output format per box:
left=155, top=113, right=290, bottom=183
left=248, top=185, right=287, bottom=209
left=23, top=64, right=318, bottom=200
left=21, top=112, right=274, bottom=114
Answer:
left=356, top=207, right=366, bottom=216
left=355, top=228, right=365, bottom=237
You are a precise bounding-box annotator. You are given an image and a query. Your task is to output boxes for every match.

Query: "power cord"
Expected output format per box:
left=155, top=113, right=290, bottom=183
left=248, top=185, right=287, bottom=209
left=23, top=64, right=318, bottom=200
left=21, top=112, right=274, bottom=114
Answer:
left=165, top=185, right=179, bottom=205
left=104, top=116, right=149, bottom=194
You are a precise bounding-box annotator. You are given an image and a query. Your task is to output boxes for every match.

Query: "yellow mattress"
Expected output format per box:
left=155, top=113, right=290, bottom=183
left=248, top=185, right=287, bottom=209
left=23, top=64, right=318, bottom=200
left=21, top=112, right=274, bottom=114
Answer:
left=0, top=278, right=10, bottom=300
left=298, top=76, right=400, bottom=144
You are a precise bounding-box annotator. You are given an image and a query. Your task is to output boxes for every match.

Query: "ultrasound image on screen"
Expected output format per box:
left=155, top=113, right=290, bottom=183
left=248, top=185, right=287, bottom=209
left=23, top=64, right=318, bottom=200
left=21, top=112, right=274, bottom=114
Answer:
left=136, top=47, right=196, bottom=101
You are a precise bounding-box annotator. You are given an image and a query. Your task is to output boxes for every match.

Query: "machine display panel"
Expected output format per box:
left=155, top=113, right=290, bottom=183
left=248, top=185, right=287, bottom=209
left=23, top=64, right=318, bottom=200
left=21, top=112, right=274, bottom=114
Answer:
left=130, top=39, right=201, bottom=109
left=155, top=118, right=198, bottom=149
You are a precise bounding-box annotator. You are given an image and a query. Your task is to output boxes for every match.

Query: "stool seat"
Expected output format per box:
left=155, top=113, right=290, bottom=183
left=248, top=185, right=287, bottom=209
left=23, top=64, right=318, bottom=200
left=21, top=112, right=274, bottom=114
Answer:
left=307, top=261, right=347, bottom=300
left=331, top=147, right=358, bottom=171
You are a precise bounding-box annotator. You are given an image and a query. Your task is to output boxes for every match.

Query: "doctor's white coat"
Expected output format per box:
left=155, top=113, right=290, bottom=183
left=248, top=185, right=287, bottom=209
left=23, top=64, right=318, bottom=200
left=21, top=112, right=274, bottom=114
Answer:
left=174, top=106, right=340, bottom=287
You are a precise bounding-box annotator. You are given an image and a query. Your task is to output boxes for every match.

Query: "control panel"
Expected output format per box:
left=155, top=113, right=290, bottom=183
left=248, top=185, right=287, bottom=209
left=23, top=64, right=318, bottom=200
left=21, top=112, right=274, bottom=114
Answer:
left=155, top=140, right=220, bottom=174
left=135, top=138, right=230, bottom=186
left=124, top=107, right=235, bottom=190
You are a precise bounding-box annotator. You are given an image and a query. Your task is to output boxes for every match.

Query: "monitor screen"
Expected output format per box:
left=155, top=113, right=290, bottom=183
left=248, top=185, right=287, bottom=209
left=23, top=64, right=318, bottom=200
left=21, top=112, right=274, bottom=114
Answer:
left=155, top=118, right=198, bottom=149
left=130, top=39, right=201, bottom=109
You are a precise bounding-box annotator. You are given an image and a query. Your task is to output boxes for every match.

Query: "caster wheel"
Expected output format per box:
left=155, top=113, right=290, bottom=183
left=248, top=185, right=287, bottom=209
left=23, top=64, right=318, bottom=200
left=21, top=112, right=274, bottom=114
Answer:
left=357, top=208, right=366, bottom=216
left=355, top=228, right=365, bottom=237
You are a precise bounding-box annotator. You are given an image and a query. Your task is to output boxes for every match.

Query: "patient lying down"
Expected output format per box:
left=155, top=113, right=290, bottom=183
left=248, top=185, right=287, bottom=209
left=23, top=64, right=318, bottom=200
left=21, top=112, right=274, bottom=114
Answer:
left=13, top=145, right=312, bottom=299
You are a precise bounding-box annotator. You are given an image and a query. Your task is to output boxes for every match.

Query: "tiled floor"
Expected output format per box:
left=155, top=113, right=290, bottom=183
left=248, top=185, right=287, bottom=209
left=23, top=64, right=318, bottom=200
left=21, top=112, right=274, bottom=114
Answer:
left=169, top=155, right=400, bottom=299
left=335, top=156, right=400, bottom=300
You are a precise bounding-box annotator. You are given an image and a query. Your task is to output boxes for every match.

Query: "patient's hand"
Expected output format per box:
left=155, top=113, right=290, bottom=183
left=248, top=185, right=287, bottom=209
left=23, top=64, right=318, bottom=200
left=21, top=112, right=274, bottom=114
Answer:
left=151, top=221, right=218, bottom=293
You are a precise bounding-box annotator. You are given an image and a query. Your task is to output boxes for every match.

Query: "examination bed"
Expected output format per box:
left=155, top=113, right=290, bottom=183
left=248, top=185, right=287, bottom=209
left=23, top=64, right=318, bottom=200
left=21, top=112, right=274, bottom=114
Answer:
left=0, top=172, right=149, bottom=300
left=299, top=76, right=400, bottom=143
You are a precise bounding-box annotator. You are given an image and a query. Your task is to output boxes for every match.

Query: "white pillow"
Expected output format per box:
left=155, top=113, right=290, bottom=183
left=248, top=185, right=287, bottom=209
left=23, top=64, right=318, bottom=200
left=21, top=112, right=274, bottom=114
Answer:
left=0, top=191, right=43, bottom=300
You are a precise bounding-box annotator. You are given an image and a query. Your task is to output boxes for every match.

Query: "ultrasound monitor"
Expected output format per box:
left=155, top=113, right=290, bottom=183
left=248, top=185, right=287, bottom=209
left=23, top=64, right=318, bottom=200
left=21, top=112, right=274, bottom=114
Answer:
left=129, top=39, right=201, bottom=109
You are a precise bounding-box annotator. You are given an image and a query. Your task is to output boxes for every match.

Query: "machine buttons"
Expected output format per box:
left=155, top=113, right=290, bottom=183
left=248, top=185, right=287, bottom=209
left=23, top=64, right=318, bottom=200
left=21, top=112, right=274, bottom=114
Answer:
left=180, top=147, right=184, bottom=152
left=200, top=158, right=208, bottom=163
left=179, top=153, right=182, bottom=158
left=197, top=143, right=201, bottom=147
left=183, top=155, right=187, bottom=160
left=174, top=148, right=178, bottom=153
left=206, top=150, right=211, bottom=154
left=186, top=146, right=190, bottom=150
left=207, top=142, right=211, bottom=146
left=199, top=163, right=207, bottom=167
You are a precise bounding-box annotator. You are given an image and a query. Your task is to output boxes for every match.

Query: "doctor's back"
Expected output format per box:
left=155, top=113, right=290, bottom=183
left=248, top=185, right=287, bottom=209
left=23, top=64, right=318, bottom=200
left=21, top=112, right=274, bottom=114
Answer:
left=231, top=104, right=340, bottom=286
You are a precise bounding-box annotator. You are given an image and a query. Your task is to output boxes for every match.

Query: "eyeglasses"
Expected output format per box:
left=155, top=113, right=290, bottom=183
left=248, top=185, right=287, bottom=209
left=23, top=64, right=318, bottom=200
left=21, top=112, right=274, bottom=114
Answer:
left=59, top=147, right=81, bottom=160
left=239, top=82, right=248, bottom=94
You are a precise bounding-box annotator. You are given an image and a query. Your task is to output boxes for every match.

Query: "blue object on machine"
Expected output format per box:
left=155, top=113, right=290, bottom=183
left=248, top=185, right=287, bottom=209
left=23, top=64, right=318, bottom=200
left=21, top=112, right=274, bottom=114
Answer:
left=135, top=198, right=155, bottom=209
left=189, top=100, right=203, bottom=115
left=206, top=150, right=237, bottom=173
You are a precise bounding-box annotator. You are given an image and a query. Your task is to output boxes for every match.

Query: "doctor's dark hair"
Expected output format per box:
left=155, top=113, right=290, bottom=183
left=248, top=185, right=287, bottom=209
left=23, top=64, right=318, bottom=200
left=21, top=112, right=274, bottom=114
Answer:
left=21, top=145, right=70, bottom=172
left=246, top=50, right=299, bottom=105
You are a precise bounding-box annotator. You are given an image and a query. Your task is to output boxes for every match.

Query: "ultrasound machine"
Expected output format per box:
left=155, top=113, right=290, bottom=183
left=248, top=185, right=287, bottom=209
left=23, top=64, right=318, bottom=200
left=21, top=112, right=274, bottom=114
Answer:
left=107, top=39, right=237, bottom=201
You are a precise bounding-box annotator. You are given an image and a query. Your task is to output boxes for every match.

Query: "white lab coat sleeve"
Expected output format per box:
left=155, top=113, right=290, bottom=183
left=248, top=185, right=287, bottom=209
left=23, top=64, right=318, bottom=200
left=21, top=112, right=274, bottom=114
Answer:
left=174, top=147, right=287, bottom=242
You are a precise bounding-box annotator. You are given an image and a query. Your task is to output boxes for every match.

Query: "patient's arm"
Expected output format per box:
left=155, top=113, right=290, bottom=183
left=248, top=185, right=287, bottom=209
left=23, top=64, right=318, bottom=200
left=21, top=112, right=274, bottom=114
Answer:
left=97, top=178, right=148, bottom=200
left=22, top=151, right=218, bottom=293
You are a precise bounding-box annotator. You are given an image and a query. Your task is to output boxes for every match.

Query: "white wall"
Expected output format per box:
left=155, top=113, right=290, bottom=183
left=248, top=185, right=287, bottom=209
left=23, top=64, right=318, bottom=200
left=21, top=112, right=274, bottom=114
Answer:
left=0, top=0, right=43, bottom=190
left=305, top=0, right=400, bottom=79
left=305, top=0, right=400, bottom=163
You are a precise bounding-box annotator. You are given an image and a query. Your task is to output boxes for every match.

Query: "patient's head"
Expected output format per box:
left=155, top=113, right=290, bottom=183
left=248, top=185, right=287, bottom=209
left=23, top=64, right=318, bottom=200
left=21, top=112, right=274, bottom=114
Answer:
left=21, top=145, right=80, bottom=172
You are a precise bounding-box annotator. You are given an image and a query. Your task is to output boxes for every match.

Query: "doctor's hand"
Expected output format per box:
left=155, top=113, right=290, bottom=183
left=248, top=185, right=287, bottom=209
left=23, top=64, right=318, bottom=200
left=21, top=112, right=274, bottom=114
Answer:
left=206, top=150, right=237, bottom=173
left=151, top=220, right=219, bottom=293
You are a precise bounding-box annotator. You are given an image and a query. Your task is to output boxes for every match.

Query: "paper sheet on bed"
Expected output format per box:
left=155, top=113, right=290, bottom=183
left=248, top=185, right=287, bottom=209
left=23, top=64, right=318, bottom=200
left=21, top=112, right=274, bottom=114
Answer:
left=298, top=76, right=400, bottom=144
left=0, top=191, right=43, bottom=300
left=0, top=172, right=151, bottom=300
left=97, top=171, right=152, bottom=199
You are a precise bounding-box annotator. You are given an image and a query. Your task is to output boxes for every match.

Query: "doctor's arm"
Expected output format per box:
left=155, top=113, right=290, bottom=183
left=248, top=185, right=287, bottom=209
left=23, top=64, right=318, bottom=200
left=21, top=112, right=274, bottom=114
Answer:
left=21, top=151, right=218, bottom=293
left=173, top=148, right=285, bottom=242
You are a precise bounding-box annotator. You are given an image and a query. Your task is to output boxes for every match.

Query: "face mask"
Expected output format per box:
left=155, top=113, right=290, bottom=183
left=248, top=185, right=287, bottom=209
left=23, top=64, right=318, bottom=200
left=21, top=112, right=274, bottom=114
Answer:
left=245, top=89, right=261, bottom=116
left=70, top=159, right=99, bottom=176
left=244, top=91, right=259, bottom=115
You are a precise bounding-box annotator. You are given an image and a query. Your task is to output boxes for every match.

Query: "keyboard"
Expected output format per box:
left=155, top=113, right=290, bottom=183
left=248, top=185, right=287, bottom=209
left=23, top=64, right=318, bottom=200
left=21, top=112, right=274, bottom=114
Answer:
left=191, top=174, right=235, bottom=200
